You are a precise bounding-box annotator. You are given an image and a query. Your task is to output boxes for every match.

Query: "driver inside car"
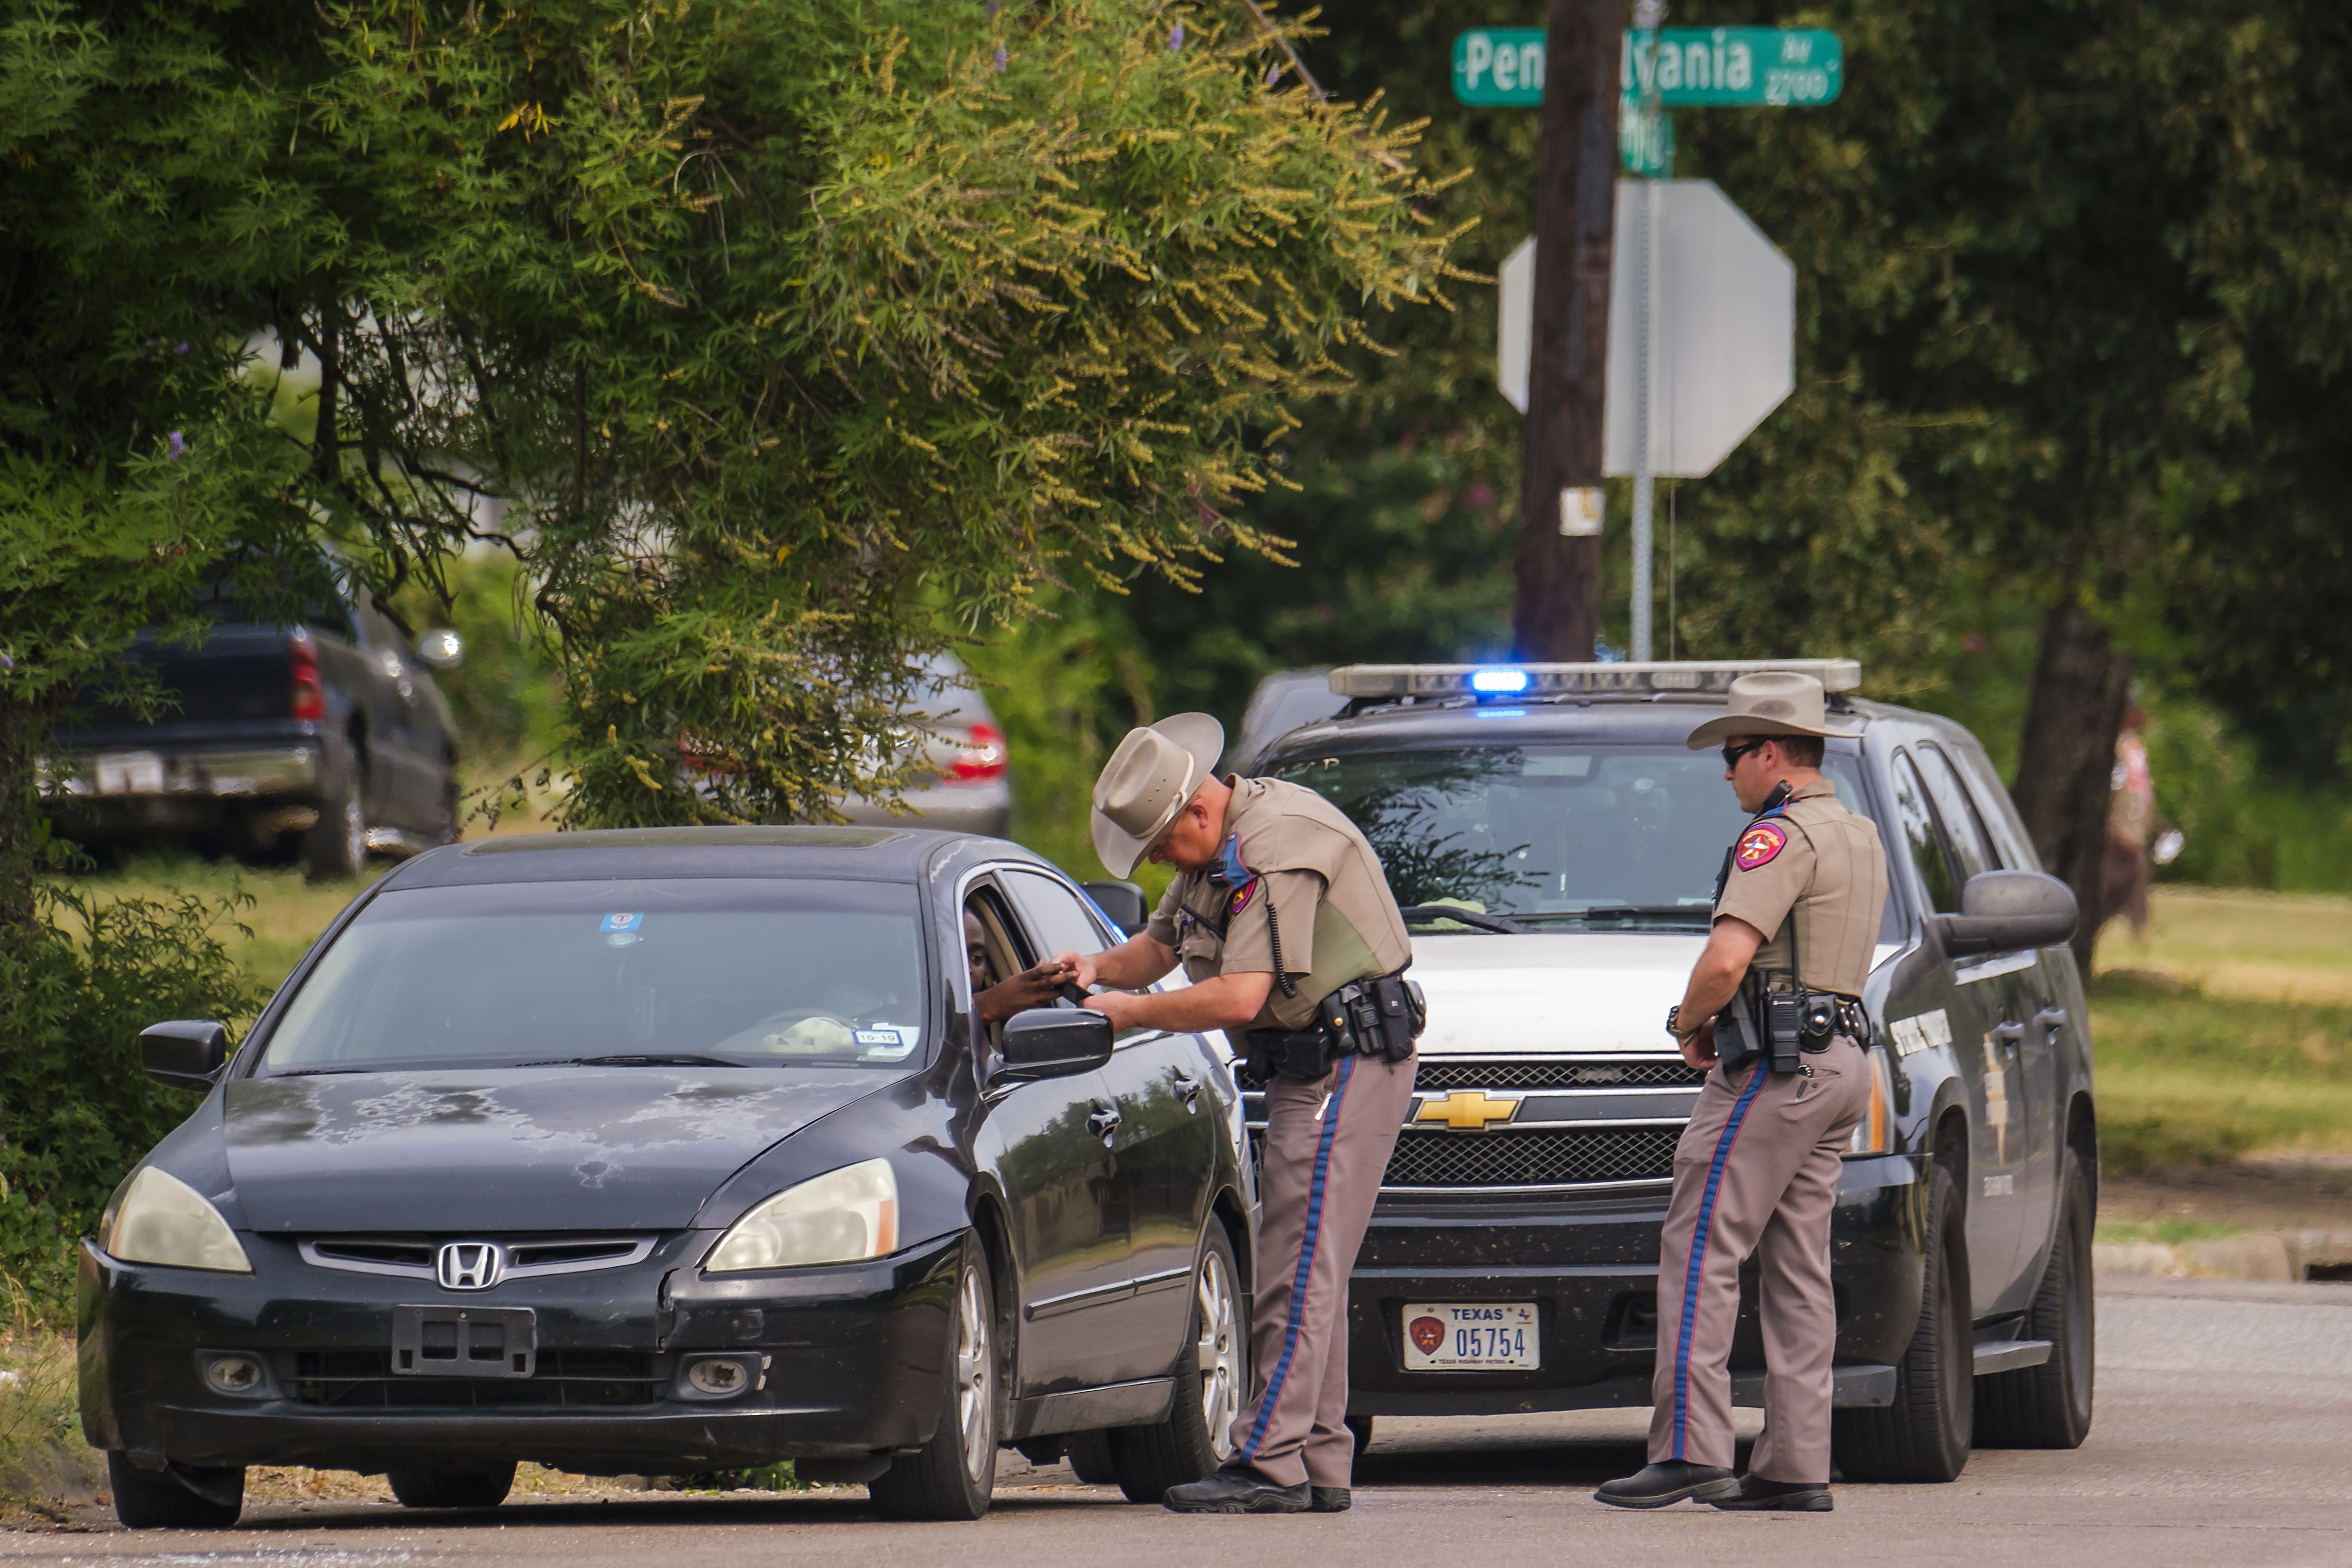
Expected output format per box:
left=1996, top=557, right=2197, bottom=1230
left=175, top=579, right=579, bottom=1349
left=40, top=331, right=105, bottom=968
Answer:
left=966, top=908, right=1075, bottom=1024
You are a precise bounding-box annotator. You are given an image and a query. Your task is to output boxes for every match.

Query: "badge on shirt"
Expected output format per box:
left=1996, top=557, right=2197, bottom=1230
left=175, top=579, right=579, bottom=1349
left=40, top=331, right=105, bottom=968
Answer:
left=1734, top=821, right=1787, bottom=870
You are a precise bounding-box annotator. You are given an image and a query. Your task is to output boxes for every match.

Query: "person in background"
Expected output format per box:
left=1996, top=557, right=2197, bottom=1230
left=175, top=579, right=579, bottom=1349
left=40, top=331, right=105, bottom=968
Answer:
left=2101, top=703, right=2179, bottom=943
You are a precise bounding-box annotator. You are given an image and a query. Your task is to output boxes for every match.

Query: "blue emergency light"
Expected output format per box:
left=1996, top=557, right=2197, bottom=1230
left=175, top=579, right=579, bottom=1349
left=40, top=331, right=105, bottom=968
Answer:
left=1470, top=669, right=1532, bottom=694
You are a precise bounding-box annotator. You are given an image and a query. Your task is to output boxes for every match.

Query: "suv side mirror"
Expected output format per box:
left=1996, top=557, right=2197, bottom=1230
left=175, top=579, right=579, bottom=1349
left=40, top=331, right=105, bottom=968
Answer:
left=1933, top=870, right=2078, bottom=958
left=1082, top=880, right=1149, bottom=936
left=996, top=1007, right=1114, bottom=1081
left=140, top=1020, right=231, bottom=1092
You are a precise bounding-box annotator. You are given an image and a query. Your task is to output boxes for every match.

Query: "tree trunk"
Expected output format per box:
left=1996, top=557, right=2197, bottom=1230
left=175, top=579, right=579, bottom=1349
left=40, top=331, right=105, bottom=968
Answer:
left=1511, top=0, right=1620, bottom=661
left=2009, top=598, right=2133, bottom=974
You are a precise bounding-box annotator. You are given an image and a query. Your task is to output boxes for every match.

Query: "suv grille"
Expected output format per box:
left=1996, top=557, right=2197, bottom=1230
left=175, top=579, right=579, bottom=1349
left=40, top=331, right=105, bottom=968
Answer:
left=1382, top=1126, right=1682, bottom=1191
left=291, top=1349, right=659, bottom=1408
left=1412, top=1056, right=1704, bottom=1092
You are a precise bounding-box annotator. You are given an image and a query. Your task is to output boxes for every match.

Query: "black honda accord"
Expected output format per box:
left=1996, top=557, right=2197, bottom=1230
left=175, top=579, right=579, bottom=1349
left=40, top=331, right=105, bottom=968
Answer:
left=80, top=827, right=1254, bottom=1527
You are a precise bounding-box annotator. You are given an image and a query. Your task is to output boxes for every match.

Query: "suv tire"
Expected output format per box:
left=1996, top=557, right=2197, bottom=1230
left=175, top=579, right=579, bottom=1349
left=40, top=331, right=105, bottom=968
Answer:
left=1832, top=1162, right=1972, bottom=1482
left=106, top=1453, right=243, bottom=1530
left=870, top=1243, right=1001, bottom=1521
left=1974, top=1147, right=2096, bottom=1448
left=387, top=1464, right=515, bottom=1509
left=1106, top=1226, right=1247, bottom=1501
left=304, top=748, right=367, bottom=884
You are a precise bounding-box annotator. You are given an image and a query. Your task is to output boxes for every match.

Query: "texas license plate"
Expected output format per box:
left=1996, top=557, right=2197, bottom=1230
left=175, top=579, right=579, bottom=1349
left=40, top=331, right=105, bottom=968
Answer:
left=1401, top=1302, right=1540, bottom=1371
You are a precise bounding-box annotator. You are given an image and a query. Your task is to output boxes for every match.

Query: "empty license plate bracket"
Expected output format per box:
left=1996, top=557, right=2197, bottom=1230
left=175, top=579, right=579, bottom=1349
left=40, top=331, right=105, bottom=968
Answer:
left=392, top=1305, right=537, bottom=1377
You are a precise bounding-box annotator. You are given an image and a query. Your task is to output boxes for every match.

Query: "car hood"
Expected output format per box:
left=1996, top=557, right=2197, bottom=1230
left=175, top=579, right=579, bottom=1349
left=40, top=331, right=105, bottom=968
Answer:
left=1410, top=933, right=1901, bottom=1054
left=1410, top=933, right=1706, bottom=1054
left=222, top=1069, right=891, bottom=1232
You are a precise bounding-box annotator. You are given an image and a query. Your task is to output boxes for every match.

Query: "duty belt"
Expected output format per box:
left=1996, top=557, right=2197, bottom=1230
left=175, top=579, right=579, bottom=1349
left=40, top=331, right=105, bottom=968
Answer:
left=1716, top=987, right=1870, bottom=1076
left=1240, top=969, right=1426, bottom=1085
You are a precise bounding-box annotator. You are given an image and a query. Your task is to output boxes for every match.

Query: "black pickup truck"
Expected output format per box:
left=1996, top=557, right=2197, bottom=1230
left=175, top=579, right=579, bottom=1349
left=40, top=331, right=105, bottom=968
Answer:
left=44, top=580, right=463, bottom=881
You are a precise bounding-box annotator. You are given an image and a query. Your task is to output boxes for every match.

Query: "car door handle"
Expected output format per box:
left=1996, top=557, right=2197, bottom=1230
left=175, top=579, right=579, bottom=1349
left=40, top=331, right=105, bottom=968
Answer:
left=2034, top=1006, right=2068, bottom=1036
left=1086, top=1103, right=1122, bottom=1142
left=1174, top=1074, right=1203, bottom=1111
left=1990, top=1021, right=2027, bottom=1049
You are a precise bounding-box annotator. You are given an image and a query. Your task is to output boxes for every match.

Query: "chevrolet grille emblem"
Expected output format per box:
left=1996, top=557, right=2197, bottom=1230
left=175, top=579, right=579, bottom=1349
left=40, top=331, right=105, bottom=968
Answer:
left=1416, top=1090, right=1522, bottom=1131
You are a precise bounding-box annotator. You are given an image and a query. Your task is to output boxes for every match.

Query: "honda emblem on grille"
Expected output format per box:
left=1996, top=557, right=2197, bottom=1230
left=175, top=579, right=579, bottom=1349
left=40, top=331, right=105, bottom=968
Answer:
left=436, top=1241, right=504, bottom=1290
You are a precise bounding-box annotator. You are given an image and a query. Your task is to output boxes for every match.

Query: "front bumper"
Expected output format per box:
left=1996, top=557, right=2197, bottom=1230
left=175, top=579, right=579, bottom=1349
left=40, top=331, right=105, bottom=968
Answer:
left=1343, top=1155, right=1926, bottom=1416
left=78, top=1228, right=964, bottom=1474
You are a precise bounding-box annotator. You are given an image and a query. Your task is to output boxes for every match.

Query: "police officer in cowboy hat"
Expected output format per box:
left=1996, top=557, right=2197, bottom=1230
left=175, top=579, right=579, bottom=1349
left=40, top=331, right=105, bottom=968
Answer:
left=1055, top=714, right=1421, bottom=1515
left=1597, top=670, right=1888, bottom=1513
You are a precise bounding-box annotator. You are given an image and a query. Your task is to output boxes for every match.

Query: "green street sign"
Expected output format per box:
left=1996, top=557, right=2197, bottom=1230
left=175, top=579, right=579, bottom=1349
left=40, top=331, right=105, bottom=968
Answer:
left=1453, top=27, right=1546, bottom=107
left=1452, top=27, right=1843, bottom=109
left=1620, top=101, right=1673, bottom=179
left=1625, top=27, right=1842, bottom=107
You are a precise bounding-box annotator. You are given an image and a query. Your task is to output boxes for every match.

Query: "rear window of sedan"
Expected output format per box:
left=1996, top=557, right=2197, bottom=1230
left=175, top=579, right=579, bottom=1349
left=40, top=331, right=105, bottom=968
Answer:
left=256, top=878, right=929, bottom=1074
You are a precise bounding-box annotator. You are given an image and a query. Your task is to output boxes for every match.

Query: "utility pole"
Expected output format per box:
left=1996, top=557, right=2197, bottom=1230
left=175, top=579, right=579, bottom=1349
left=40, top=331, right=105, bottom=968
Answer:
left=1512, top=0, right=1621, bottom=661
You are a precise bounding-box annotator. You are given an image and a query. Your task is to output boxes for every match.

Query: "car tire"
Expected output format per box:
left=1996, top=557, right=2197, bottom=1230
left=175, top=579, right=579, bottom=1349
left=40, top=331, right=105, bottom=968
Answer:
left=432, top=768, right=461, bottom=847
left=1346, top=1413, right=1374, bottom=1456
left=386, top=1463, right=516, bottom=1509
left=870, top=1243, right=1001, bottom=1521
left=106, top=1453, right=243, bottom=1530
left=1105, top=1225, right=1247, bottom=1502
left=304, top=754, right=367, bottom=884
left=1974, top=1146, right=2096, bottom=1448
left=1831, top=1161, right=1972, bottom=1482
left=1063, top=1428, right=1117, bottom=1484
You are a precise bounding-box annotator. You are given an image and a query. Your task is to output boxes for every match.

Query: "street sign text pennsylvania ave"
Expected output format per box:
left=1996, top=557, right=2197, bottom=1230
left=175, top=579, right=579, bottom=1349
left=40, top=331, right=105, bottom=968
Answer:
left=1454, top=27, right=1843, bottom=108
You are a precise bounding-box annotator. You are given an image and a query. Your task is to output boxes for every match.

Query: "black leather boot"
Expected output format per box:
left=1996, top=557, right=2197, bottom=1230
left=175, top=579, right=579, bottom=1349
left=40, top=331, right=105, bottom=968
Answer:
left=1593, top=1461, right=1739, bottom=1509
left=1709, top=1474, right=1833, bottom=1511
left=1161, top=1466, right=1313, bottom=1514
left=1309, top=1486, right=1351, bottom=1512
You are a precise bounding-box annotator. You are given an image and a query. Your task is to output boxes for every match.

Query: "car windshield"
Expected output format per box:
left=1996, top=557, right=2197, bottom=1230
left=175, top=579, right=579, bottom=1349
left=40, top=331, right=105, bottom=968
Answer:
left=257, top=878, right=929, bottom=1073
left=1271, top=744, right=1894, bottom=935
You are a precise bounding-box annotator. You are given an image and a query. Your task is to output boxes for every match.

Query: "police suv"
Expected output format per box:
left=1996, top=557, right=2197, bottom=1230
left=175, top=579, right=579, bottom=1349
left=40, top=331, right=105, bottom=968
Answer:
left=1244, top=660, right=2096, bottom=1482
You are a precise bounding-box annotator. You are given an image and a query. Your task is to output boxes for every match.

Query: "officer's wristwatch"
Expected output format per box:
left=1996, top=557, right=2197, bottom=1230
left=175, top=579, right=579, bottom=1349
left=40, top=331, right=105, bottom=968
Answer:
left=1666, top=1005, right=1692, bottom=1042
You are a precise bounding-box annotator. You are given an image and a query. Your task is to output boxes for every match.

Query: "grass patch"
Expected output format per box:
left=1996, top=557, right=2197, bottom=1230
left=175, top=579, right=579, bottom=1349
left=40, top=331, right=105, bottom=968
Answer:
left=2088, top=969, right=2352, bottom=1173
left=0, top=1336, right=101, bottom=1514
left=2094, top=1219, right=2245, bottom=1248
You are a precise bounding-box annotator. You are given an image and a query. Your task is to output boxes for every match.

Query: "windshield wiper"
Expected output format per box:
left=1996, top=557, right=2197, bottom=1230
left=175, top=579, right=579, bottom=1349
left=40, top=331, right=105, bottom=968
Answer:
left=517, top=1054, right=744, bottom=1068
left=1397, top=904, right=1525, bottom=935
left=1515, top=906, right=1713, bottom=926
left=271, top=1067, right=372, bottom=1076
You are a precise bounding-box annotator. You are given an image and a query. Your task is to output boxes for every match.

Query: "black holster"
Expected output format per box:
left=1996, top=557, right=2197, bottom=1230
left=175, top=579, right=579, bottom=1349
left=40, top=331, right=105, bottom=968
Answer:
left=1241, top=968, right=1425, bottom=1085
left=1718, top=978, right=1867, bottom=1075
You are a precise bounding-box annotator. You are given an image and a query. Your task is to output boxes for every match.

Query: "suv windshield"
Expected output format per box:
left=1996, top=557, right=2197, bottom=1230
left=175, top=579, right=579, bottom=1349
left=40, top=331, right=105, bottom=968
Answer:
left=1272, top=744, right=1884, bottom=932
left=258, top=879, right=928, bottom=1073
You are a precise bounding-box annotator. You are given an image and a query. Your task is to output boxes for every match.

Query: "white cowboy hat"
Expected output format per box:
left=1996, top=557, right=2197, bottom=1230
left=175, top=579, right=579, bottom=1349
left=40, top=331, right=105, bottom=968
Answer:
left=1090, top=714, right=1225, bottom=878
left=1684, top=671, right=1859, bottom=750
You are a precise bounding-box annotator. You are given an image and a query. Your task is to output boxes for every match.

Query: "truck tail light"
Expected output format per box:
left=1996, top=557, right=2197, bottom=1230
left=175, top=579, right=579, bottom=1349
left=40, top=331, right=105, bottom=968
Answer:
left=946, top=721, right=1007, bottom=783
left=290, top=633, right=327, bottom=722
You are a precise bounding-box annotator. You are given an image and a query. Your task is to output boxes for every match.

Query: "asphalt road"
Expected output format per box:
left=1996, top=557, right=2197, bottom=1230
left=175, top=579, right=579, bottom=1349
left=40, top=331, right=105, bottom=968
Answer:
left=11, top=1277, right=2347, bottom=1568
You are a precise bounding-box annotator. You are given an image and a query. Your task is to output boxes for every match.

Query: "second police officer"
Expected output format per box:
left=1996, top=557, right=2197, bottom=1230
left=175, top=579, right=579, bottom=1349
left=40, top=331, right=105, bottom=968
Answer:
left=1598, top=672, right=1889, bottom=1513
left=1056, top=713, right=1421, bottom=1515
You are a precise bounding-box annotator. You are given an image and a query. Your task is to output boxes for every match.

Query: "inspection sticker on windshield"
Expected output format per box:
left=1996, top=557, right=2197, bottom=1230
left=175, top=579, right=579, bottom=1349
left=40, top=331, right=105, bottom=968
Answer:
left=1402, top=1302, right=1540, bottom=1371
left=600, top=912, right=645, bottom=933
left=856, top=1025, right=919, bottom=1060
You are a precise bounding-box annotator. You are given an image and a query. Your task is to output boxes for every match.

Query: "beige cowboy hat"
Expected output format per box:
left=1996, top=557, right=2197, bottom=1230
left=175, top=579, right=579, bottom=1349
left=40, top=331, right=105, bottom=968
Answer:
left=1090, top=714, right=1226, bottom=878
left=1684, top=671, right=1859, bottom=750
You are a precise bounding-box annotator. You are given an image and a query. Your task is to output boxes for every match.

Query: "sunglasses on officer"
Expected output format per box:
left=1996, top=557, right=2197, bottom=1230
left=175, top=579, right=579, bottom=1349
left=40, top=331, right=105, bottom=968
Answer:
left=1720, top=739, right=1770, bottom=770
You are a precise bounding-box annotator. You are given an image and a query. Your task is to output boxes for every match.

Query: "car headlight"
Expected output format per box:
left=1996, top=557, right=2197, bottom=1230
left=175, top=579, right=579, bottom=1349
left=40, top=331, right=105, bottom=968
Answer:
left=704, top=1158, right=898, bottom=1272
left=1846, top=1046, right=1897, bottom=1157
left=102, top=1168, right=252, bottom=1273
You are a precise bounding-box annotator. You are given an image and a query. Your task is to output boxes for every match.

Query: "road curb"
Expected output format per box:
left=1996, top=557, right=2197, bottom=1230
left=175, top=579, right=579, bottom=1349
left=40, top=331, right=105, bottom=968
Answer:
left=2095, top=1227, right=2352, bottom=1283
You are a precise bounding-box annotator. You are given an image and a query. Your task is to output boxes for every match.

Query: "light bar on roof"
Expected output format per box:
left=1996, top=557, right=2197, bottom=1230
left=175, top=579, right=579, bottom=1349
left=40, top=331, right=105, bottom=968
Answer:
left=1330, top=659, right=1863, bottom=699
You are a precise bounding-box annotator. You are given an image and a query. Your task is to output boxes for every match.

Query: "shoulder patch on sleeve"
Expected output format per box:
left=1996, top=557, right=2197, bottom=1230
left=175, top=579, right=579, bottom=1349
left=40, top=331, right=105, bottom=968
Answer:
left=1734, top=821, right=1789, bottom=870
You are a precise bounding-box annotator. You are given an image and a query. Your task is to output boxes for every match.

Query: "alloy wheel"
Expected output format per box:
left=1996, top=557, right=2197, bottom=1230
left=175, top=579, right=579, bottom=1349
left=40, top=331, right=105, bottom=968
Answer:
left=954, top=1262, right=995, bottom=1488
left=1195, top=1248, right=1243, bottom=1461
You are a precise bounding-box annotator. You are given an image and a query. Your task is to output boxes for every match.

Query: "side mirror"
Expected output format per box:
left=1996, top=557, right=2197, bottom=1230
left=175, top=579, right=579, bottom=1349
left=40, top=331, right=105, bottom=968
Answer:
left=140, top=1020, right=231, bottom=1093
left=413, top=627, right=463, bottom=669
left=996, top=1007, right=1114, bottom=1081
left=1082, top=880, right=1149, bottom=937
left=1932, top=870, right=2078, bottom=958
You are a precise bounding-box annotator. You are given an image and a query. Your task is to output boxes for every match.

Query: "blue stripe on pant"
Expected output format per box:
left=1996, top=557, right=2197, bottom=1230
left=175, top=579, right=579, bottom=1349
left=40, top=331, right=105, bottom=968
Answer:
left=1239, top=1054, right=1356, bottom=1462
left=1671, top=1062, right=1770, bottom=1459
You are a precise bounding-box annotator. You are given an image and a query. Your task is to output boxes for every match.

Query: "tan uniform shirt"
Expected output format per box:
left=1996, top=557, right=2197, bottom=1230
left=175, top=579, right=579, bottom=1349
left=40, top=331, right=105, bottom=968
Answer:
left=1145, top=775, right=1413, bottom=1031
left=1713, top=779, right=1889, bottom=998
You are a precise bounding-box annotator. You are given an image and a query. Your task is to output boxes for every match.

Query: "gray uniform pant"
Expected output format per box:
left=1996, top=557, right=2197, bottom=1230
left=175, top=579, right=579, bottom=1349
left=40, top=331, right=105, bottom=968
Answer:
left=1229, top=1050, right=1417, bottom=1489
left=1648, top=1035, right=1870, bottom=1483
